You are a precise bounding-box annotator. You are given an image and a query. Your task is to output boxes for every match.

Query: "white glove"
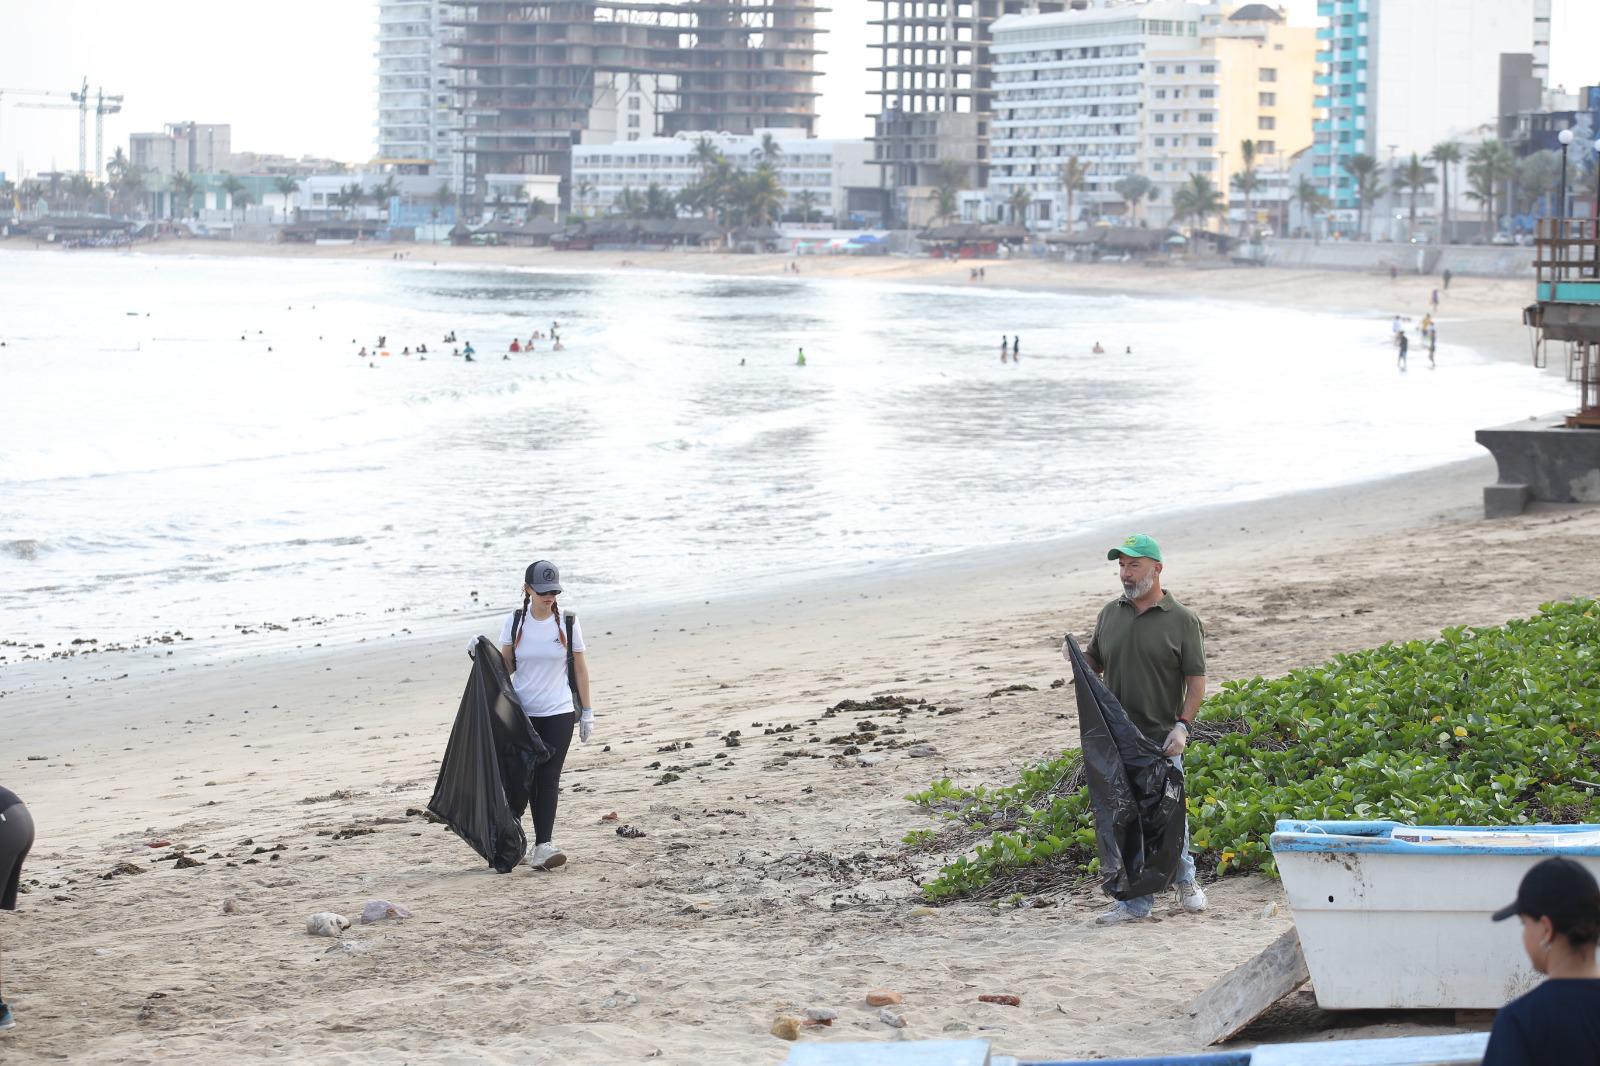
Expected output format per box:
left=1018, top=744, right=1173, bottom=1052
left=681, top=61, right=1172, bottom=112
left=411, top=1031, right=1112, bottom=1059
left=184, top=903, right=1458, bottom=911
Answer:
left=1162, top=721, right=1190, bottom=757
left=579, top=708, right=594, bottom=744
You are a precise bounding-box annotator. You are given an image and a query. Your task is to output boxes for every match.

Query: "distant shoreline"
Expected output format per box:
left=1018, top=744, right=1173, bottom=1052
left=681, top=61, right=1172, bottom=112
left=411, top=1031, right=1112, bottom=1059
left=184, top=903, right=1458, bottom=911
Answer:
left=1, top=234, right=1538, bottom=365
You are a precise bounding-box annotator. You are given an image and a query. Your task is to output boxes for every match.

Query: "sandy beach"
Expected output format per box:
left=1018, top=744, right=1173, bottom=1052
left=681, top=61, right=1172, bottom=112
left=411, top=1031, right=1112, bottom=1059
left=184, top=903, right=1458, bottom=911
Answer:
left=3, top=453, right=1597, bottom=1063
left=2, top=243, right=1594, bottom=1063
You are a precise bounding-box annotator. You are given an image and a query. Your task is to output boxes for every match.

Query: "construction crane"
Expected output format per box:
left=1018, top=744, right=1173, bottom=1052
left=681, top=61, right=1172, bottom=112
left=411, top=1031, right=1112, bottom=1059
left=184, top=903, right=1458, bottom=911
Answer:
left=3, top=78, right=124, bottom=179
left=0, top=86, right=73, bottom=175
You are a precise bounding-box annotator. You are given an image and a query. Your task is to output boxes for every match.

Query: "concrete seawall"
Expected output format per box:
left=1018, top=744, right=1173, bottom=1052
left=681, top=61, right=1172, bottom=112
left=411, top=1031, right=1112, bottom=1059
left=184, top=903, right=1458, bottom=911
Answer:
left=1266, top=239, right=1534, bottom=278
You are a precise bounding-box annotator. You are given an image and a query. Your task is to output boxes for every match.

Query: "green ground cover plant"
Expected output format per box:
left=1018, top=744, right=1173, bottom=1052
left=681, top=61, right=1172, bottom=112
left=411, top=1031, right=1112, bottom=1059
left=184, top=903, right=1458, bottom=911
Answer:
left=907, top=599, right=1600, bottom=902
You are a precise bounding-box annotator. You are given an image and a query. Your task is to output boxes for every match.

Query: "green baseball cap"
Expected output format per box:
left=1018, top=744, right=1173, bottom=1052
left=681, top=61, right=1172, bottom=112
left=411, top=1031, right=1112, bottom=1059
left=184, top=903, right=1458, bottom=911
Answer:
left=1108, top=534, right=1162, bottom=562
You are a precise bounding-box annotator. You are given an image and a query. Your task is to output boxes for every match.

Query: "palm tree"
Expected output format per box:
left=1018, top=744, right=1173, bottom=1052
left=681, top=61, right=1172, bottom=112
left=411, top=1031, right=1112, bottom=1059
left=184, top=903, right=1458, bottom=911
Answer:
left=273, top=176, right=301, bottom=223
left=616, top=186, right=644, bottom=220
left=691, top=136, right=722, bottom=179
left=1342, top=154, right=1383, bottom=238
left=1230, top=169, right=1261, bottom=237
left=643, top=183, right=675, bottom=220
left=1058, top=156, right=1090, bottom=231
left=65, top=173, right=95, bottom=213
left=1427, top=141, right=1462, bottom=243
left=793, top=189, right=820, bottom=224
left=758, top=132, right=783, bottom=165
left=105, top=147, right=131, bottom=184
left=929, top=159, right=967, bottom=226
left=1006, top=187, right=1033, bottom=226
left=573, top=178, right=594, bottom=217
left=115, top=165, right=148, bottom=217
left=1513, top=150, right=1563, bottom=217
left=1467, top=139, right=1515, bottom=239
left=1231, top=139, right=1259, bottom=236
left=736, top=164, right=786, bottom=227
left=1392, top=153, right=1434, bottom=239
left=168, top=173, right=199, bottom=220
left=336, top=181, right=365, bottom=220
left=1172, top=173, right=1224, bottom=234
left=220, top=175, right=247, bottom=221
left=1113, top=174, right=1153, bottom=223
left=372, top=175, right=400, bottom=221
left=1293, top=176, right=1330, bottom=241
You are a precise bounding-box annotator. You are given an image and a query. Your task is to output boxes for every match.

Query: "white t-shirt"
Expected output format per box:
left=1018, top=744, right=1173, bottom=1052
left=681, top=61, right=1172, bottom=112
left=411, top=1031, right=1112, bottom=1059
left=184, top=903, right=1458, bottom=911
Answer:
left=497, top=609, right=587, bottom=717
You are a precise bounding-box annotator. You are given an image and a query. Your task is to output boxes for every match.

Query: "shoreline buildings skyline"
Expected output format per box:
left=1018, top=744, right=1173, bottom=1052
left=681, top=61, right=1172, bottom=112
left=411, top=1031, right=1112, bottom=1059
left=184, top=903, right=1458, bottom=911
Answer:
left=11, top=0, right=1597, bottom=243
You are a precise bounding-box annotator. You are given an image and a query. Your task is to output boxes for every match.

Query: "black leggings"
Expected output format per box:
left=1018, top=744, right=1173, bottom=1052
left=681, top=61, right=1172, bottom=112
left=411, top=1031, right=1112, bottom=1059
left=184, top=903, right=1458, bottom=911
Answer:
left=0, top=799, right=31, bottom=913
left=524, top=713, right=574, bottom=846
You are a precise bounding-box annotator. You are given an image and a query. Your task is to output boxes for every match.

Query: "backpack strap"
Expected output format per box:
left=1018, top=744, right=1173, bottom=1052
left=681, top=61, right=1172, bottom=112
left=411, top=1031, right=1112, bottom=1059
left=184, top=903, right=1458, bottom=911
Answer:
left=566, top=611, right=585, bottom=710
left=564, top=611, right=579, bottom=701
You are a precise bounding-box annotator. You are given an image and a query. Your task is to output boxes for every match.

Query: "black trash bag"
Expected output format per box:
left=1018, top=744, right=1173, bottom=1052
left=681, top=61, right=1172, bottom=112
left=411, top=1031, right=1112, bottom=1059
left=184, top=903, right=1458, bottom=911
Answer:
left=1066, top=635, right=1187, bottom=901
left=426, top=635, right=552, bottom=873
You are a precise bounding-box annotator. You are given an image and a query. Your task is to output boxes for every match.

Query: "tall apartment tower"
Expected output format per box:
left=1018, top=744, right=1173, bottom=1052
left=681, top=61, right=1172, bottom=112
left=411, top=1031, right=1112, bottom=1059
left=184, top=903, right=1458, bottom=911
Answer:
left=376, top=0, right=461, bottom=182
left=1313, top=0, right=1540, bottom=231
left=667, top=2, right=827, bottom=137
left=443, top=1, right=826, bottom=206
left=869, top=0, right=1072, bottom=224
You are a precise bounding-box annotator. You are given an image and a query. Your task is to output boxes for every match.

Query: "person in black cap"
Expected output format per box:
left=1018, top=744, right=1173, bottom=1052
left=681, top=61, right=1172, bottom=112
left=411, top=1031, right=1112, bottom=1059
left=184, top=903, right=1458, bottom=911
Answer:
left=1482, top=856, right=1600, bottom=1065
left=497, top=561, right=593, bottom=872
left=0, top=786, right=34, bottom=1031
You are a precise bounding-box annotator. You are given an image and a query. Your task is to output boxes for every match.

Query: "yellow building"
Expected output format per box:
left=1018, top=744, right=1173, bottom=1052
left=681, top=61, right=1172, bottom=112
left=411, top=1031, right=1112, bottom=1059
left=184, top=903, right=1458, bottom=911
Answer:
left=1145, top=4, right=1315, bottom=230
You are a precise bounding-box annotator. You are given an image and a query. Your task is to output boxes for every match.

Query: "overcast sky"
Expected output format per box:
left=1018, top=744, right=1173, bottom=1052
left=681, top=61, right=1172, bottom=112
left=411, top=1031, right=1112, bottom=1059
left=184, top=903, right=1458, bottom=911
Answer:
left=1, top=1, right=1595, bottom=178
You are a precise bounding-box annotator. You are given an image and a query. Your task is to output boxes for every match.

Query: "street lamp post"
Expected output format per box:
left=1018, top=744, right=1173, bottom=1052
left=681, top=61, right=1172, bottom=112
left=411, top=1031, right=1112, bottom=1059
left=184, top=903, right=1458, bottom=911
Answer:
left=1558, top=128, right=1574, bottom=223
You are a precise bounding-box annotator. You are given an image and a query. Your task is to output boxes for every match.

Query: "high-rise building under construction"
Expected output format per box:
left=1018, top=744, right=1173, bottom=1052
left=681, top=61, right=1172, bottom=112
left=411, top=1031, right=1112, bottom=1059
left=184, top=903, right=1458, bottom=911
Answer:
left=443, top=0, right=827, bottom=206
left=869, top=0, right=1075, bottom=225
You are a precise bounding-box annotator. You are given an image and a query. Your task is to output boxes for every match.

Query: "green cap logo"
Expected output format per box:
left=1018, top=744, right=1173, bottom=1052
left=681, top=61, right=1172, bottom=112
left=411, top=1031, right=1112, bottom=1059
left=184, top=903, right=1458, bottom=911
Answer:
left=1107, top=534, right=1162, bottom=562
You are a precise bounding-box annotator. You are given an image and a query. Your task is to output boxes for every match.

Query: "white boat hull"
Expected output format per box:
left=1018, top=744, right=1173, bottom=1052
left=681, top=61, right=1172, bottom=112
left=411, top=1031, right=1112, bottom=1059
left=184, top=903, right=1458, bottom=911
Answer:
left=1270, top=820, right=1600, bottom=1009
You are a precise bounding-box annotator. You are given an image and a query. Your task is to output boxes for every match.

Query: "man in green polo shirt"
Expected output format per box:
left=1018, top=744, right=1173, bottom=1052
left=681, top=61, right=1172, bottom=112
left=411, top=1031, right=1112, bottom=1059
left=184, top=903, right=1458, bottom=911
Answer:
left=1081, top=533, right=1208, bottom=925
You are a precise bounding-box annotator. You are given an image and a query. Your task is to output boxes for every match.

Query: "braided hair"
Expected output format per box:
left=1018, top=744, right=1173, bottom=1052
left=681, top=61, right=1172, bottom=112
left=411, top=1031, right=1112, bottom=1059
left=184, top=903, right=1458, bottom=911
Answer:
left=508, top=586, right=568, bottom=672
left=509, top=588, right=532, bottom=672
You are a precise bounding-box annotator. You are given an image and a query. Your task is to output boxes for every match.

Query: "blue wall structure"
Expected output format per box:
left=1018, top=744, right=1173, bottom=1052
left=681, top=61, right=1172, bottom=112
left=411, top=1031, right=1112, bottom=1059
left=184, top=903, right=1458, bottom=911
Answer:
left=1312, top=0, right=1369, bottom=219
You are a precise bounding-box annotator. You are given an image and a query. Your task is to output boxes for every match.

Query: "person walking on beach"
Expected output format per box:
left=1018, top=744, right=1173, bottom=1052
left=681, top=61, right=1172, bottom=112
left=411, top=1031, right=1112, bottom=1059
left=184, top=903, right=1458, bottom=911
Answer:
left=1077, top=535, right=1208, bottom=925
left=1000, top=337, right=1009, bottom=363
left=1011, top=335, right=1020, bottom=361
left=1482, top=857, right=1600, bottom=1064
left=796, top=348, right=806, bottom=367
left=1443, top=268, right=1453, bottom=290
left=1428, top=324, right=1437, bottom=369
left=1396, top=329, right=1408, bottom=371
left=1431, top=288, right=1440, bottom=311
left=498, top=561, right=593, bottom=871
left=0, top=786, right=34, bottom=1031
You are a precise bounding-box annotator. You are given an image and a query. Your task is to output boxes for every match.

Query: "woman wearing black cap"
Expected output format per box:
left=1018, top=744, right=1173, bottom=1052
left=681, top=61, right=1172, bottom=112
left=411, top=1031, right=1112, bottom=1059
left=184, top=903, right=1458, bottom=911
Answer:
left=1483, top=856, right=1600, bottom=1065
left=498, top=561, right=592, bottom=872
left=0, top=786, right=35, bottom=1031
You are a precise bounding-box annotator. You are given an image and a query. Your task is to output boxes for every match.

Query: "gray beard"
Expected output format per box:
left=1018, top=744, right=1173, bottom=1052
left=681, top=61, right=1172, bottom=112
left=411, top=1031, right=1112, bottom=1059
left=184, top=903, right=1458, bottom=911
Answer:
left=1123, top=574, right=1156, bottom=600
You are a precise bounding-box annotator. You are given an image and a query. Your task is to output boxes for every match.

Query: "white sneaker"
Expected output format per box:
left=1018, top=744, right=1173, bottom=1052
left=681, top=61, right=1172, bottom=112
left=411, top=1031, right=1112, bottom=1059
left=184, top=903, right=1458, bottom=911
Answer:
left=1177, top=880, right=1208, bottom=913
left=529, top=842, right=566, bottom=871
left=1094, top=902, right=1148, bottom=926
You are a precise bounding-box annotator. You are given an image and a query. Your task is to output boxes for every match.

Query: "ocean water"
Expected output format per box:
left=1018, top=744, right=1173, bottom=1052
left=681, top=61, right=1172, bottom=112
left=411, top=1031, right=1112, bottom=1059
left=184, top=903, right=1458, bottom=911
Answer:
left=0, top=249, right=1569, bottom=653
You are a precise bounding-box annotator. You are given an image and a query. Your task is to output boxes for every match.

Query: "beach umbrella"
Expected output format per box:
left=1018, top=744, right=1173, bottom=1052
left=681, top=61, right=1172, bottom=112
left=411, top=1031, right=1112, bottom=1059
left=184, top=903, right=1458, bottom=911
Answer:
left=1066, top=635, right=1188, bottom=900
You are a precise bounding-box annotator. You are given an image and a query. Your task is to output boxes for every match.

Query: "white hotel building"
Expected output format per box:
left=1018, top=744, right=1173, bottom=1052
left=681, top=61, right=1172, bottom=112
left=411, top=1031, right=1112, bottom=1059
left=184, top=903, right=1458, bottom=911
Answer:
left=988, top=2, right=1206, bottom=228
left=570, top=131, right=875, bottom=223
left=375, top=0, right=460, bottom=184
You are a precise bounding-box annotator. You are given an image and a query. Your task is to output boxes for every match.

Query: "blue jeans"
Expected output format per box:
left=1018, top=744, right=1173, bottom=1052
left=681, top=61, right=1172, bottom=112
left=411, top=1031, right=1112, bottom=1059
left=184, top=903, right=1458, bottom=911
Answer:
left=1120, top=755, right=1195, bottom=918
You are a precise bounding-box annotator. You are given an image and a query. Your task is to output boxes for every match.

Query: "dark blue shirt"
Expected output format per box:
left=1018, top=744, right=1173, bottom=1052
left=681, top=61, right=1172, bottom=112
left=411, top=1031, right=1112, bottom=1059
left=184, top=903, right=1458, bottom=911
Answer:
left=1482, top=978, right=1600, bottom=1066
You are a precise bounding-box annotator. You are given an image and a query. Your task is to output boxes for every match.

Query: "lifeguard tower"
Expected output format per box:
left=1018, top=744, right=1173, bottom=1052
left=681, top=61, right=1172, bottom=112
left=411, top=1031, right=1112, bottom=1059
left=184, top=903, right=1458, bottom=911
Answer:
left=1475, top=216, right=1600, bottom=516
